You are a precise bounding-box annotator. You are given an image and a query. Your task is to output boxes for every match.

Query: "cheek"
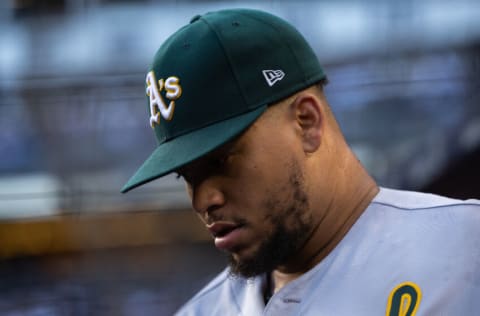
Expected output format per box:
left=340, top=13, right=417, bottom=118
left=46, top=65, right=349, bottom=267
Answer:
left=226, top=166, right=273, bottom=207
left=225, top=143, right=298, bottom=218
left=230, top=182, right=284, bottom=230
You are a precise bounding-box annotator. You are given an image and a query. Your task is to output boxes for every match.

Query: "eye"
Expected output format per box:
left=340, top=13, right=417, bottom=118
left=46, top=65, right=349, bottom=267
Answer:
left=212, top=152, right=232, bottom=169
left=217, top=155, right=227, bottom=165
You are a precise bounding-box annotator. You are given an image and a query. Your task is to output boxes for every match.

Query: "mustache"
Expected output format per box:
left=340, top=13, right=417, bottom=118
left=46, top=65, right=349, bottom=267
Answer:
left=205, top=214, right=248, bottom=226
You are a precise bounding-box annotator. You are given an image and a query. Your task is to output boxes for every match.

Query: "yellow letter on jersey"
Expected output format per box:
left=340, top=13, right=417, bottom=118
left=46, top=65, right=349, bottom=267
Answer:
left=386, top=282, right=422, bottom=316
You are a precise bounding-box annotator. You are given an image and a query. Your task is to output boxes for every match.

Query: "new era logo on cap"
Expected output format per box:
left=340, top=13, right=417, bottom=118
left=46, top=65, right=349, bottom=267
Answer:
left=262, top=69, right=285, bottom=87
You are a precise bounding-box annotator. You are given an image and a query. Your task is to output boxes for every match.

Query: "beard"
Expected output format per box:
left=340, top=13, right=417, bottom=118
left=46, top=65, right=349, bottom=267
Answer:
left=227, top=160, right=313, bottom=278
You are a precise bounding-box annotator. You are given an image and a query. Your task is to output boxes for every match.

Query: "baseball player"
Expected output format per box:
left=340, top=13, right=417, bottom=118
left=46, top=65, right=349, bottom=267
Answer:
left=122, top=9, right=480, bottom=315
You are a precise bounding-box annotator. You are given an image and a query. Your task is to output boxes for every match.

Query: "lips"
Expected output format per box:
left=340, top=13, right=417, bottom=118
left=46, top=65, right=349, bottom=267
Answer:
left=207, top=222, right=238, bottom=237
left=207, top=222, right=245, bottom=251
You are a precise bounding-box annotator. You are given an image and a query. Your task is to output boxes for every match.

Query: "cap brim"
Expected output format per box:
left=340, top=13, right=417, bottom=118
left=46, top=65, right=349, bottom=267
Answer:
left=121, top=105, right=267, bottom=193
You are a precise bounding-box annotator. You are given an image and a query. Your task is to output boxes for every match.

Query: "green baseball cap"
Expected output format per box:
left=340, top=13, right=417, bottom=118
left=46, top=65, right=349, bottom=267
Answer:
left=122, top=8, right=326, bottom=193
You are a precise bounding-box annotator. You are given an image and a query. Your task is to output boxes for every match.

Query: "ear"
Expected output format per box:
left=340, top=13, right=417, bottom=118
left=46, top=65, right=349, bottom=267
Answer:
left=291, top=93, right=323, bottom=153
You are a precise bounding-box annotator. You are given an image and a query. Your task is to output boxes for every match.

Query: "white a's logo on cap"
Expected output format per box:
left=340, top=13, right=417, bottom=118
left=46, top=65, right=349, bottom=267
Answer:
left=262, top=69, right=285, bottom=87
left=146, top=71, right=182, bottom=128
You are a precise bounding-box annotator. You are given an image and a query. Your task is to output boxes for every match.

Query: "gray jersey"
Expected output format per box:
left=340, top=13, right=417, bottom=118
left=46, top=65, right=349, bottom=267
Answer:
left=176, top=188, right=480, bottom=316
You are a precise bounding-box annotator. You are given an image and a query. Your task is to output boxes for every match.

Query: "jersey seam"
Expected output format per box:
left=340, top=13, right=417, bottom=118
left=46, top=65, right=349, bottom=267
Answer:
left=371, top=201, right=480, bottom=211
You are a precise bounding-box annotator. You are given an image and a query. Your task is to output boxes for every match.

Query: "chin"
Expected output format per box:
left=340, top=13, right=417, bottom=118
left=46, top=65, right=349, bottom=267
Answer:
left=227, top=246, right=276, bottom=278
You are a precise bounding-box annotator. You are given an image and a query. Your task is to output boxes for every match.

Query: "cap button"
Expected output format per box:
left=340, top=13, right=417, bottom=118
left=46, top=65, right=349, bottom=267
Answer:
left=190, top=14, right=202, bottom=23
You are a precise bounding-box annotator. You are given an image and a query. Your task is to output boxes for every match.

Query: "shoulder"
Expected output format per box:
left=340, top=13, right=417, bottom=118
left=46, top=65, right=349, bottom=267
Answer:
left=365, top=187, right=480, bottom=262
left=174, top=268, right=238, bottom=316
left=367, top=187, right=480, bottom=239
left=364, top=189, right=480, bottom=309
left=372, top=187, right=480, bottom=216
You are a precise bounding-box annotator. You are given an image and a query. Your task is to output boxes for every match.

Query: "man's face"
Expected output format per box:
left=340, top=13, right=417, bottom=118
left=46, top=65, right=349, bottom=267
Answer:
left=178, top=110, right=315, bottom=278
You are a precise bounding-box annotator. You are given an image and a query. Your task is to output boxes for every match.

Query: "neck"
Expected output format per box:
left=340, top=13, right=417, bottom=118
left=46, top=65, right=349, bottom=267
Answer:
left=269, top=149, right=379, bottom=294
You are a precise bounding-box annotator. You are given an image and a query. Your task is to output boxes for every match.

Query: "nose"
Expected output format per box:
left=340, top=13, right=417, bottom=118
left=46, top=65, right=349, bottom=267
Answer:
left=189, top=177, right=226, bottom=217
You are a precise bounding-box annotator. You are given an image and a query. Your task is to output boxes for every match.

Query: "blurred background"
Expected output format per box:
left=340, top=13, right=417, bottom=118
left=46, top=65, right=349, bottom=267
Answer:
left=0, top=0, right=479, bottom=314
